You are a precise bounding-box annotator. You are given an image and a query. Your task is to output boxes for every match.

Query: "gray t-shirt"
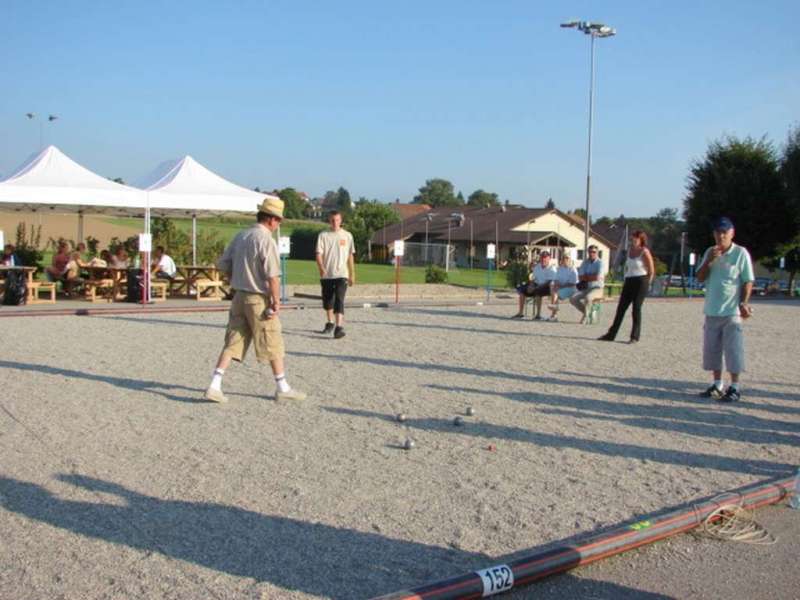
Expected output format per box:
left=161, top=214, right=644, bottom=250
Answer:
left=316, top=229, right=355, bottom=279
left=578, top=258, right=604, bottom=289
left=218, top=224, right=280, bottom=294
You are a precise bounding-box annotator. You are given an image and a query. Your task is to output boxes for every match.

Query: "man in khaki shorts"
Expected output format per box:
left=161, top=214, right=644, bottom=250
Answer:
left=204, top=197, right=306, bottom=403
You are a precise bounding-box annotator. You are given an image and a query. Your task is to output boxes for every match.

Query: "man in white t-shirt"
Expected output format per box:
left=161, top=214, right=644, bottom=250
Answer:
left=511, top=251, right=557, bottom=320
left=315, top=211, right=355, bottom=339
left=152, top=246, right=177, bottom=280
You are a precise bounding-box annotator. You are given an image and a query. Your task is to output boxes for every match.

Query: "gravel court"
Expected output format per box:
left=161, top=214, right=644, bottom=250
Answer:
left=0, top=300, right=798, bottom=599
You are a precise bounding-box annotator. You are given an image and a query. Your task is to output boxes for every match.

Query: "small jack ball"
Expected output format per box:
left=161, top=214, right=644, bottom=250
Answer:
left=403, top=438, right=415, bottom=450
left=466, top=407, right=475, bottom=416
left=453, top=416, right=464, bottom=426
left=396, top=413, right=407, bottom=423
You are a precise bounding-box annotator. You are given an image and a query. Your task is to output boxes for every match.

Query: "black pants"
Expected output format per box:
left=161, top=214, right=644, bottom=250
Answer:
left=607, top=275, right=649, bottom=341
left=321, top=278, right=348, bottom=314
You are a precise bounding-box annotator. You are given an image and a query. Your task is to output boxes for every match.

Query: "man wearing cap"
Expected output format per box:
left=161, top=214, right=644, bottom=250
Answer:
left=204, top=197, right=307, bottom=403
left=316, top=210, right=355, bottom=338
left=570, top=245, right=605, bottom=324
left=511, top=251, right=557, bottom=320
left=696, top=217, right=754, bottom=403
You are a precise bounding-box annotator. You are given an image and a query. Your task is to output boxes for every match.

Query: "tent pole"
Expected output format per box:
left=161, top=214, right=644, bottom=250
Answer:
left=192, top=214, right=197, bottom=265
left=77, top=211, right=84, bottom=243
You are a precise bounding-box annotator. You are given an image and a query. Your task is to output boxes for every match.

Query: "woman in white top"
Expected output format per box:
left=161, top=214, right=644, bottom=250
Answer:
left=547, top=254, right=579, bottom=321
left=599, top=230, right=655, bottom=343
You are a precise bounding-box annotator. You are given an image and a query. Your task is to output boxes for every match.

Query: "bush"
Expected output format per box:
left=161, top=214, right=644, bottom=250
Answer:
left=14, top=222, right=44, bottom=271
left=425, top=264, right=448, bottom=283
left=505, top=260, right=529, bottom=288
left=290, top=226, right=323, bottom=260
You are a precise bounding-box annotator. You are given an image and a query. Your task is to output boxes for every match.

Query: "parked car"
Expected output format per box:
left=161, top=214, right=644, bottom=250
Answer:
left=753, top=277, right=772, bottom=295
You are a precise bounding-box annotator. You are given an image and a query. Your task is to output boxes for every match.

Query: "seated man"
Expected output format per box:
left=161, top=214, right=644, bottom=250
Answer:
left=548, top=254, right=579, bottom=321
left=511, top=250, right=557, bottom=320
left=1, top=244, right=19, bottom=266
left=570, top=245, right=605, bottom=323
left=110, top=247, right=130, bottom=269
left=151, top=245, right=177, bottom=280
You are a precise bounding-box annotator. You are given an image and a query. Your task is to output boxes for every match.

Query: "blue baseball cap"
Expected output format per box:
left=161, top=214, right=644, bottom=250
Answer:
left=712, top=217, right=734, bottom=231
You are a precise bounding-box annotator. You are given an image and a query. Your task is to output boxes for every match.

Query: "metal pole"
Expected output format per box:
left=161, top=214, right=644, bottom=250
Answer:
left=192, top=214, right=197, bottom=265
left=583, top=33, right=596, bottom=259
left=446, top=221, right=451, bottom=272
left=395, top=256, right=401, bottom=304
left=470, top=219, right=474, bottom=269
left=77, top=211, right=84, bottom=243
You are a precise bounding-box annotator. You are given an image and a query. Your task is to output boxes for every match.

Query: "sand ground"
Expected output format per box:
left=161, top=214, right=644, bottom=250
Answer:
left=0, top=299, right=798, bottom=599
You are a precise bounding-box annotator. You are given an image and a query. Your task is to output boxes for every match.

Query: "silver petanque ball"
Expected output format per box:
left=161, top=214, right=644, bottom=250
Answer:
left=396, top=413, right=408, bottom=423
left=453, top=416, right=465, bottom=426
left=403, top=438, right=415, bottom=450
left=466, top=406, right=475, bottom=416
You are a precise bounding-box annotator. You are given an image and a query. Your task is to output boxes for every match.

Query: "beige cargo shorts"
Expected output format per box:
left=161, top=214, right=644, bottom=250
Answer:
left=222, top=291, right=285, bottom=364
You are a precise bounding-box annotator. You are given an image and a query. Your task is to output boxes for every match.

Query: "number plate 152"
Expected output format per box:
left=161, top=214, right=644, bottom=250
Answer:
left=476, top=564, right=514, bottom=597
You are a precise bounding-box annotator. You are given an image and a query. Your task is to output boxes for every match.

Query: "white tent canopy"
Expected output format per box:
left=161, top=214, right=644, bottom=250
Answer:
left=141, top=155, right=277, bottom=216
left=0, top=145, right=147, bottom=216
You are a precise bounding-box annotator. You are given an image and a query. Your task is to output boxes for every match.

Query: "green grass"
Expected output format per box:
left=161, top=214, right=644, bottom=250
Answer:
left=104, top=217, right=326, bottom=246
left=283, top=260, right=507, bottom=287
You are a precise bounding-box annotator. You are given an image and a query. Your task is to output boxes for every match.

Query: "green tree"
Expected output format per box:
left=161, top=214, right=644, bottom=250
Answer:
left=322, top=187, right=353, bottom=217
left=764, top=126, right=800, bottom=291
left=467, top=189, right=499, bottom=207
left=649, top=207, right=683, bottom=263
left=683, top=136, right=797, bottom=260
left=413, top=178, right=462, bottom=207
left=276, top=187, right=307, bottom=219
left=346, top=200, right=401, bottom=261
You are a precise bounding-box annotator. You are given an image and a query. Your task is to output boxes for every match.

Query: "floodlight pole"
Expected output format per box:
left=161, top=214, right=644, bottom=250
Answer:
left=561, top=20, right=616, bottom=260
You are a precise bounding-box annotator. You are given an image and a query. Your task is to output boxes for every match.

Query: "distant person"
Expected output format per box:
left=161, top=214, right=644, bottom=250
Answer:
left=599, top=230, right=655, bottom=343
left=547, top=254, right=579, bottom=321
left=1, top=244, right=19, bottom=266
left=46, top=242, right=71, bottom=282
left=204, top=197, right=306, bottom=403
left=315, top=210, right=355, bottom=339
left=696, top=217, right=754, bottom=403
left=110, top=247, right=129, bottom=269
left=511, top=251, right=557, bottom=319
left=570, top=245, right=605, bottom=324
left=152, top=245, right=177, bottom=280
left=63, top=251, right=86, bottom=295
left=88, top=250, right=112, bottom=268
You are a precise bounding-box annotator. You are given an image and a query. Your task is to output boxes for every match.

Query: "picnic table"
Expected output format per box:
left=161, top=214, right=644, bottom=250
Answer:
left=171, top=265, right=230, bottom=301
left=82, top=266, right=130, bottom=302
left=0, top=266, right=55, bottom=304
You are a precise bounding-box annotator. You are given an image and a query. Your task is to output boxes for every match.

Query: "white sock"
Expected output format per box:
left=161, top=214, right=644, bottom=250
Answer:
left=275, top=374, right=291, bottom=393
left=210, top=368, right=224, bottom=391
left=713, top=379, right=723, bottom=390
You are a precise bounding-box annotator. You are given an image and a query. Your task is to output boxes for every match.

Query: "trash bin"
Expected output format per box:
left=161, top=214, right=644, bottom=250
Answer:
left=126, top=268, right=143, bottom=303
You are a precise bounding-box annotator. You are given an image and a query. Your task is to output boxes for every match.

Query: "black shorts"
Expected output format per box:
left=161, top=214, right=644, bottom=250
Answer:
left=516, top=282, right=551, bottom=297
left=321, top=278, right=348, bottom=313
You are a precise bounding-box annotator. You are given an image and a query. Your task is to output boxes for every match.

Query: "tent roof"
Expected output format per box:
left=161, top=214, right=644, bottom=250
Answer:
left=0, top=145, right=146, bottom=215
left=140, top=155, right=277, bottom=215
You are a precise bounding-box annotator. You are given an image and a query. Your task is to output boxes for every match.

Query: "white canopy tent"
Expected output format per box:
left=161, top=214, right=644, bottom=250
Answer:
left=0, top=145, right=148, bottom=241
left=140, top=155, right=278, bottom=263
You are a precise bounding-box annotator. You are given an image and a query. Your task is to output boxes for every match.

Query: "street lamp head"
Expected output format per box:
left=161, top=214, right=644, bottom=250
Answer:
left=560, top=20, right=580, bottom=28
left=26, top=113, right=35, bottom=119
left=48, top=115, right=59, bottom=121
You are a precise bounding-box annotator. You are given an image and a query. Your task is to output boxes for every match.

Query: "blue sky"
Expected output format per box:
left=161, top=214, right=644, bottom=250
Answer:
left=1, top=0, right=798, bottom=217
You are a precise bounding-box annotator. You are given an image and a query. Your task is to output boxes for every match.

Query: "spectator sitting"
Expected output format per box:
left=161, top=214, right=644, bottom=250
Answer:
left=511, top=250, right=557, bottom=320
left=547, top=254, right=579, bottom=321
left=151, top=245, right=177, bottom=280
left=63, top=251, right=86, bottom=296
left=1, top=244, right=20, bottom=266
left=46, top=242, right=71, bottom=282
left=110, top=247, right=129, bottom=269
left=88, top=250, right=111, bottom=268
left=570, top=245, right=605, bottom=324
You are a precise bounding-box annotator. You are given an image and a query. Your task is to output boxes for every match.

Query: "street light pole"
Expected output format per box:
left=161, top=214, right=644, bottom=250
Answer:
left=561, top=20, right=616, bottom=260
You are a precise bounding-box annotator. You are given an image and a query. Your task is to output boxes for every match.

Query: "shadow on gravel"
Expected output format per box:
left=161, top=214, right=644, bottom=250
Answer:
left=0, top=474, right=486, bottom=598
left=325, top=407, right=794, bottom=477
left=559, top=371, right=800, bottom=411
left=347, top=318, right=535, bottom=337
left=97, top=315, right=225, bottom=329
left=0, top=360, right=210, bottom=404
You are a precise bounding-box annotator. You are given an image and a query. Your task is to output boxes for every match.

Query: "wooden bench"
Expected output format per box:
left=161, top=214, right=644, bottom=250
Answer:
left=150, top=281, right=168, bottom=302
left=84, top=278, right=116, bottom=302
left=28, top=282, right=57, bottom=304
left=195, top=278, right=224, bottom=301
left=168, top=276, right=188, bottom=297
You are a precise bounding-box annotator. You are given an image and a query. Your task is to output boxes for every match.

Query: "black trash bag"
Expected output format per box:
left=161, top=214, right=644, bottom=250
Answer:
left=126, top=268, right=143, bottom=303
left=2, top=270, right=28, bottom=305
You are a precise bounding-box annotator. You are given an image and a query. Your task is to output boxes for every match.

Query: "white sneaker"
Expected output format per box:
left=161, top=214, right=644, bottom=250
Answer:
left=275, top=388, right=307, bottom=401
left=204, top=387, right=228, bottom=403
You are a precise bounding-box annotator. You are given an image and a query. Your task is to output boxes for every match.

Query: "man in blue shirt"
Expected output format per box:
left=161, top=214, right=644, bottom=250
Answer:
left=696, top=217, right=754, bottom=403
left=570, top=245, right=605, bottom=323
